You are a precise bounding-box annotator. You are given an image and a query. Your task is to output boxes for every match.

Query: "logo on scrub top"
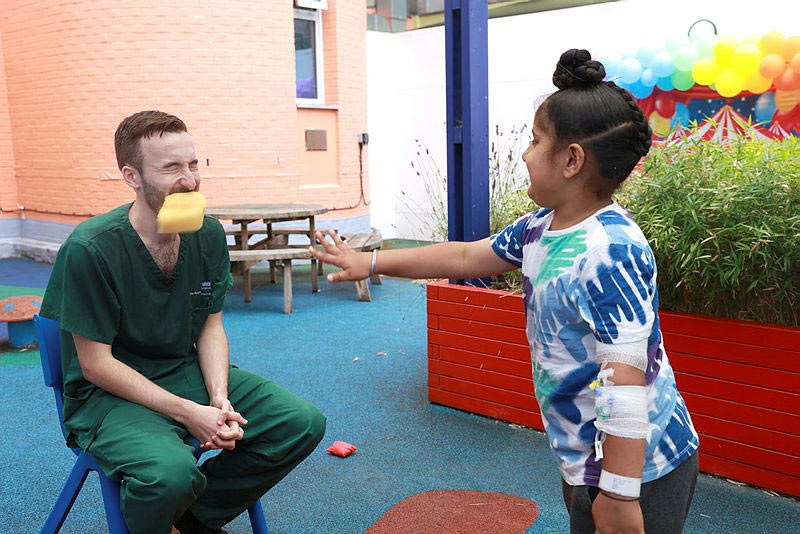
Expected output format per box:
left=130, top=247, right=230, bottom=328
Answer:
left=200, top=281, right=212, bottom=297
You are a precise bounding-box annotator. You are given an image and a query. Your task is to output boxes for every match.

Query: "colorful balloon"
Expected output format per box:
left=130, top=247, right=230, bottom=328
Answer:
left=628, top=80, right=654, bottom=99
left=716, top=68, right=744, bottom=97
left=714, top=36, right=738, bottom=66
left=745, top=72, right=773, bottom=94
left=636, top=45, right=660, bottom=68
left=773, top=67, right=800, bottom=91
left=754, top=92, right=776, bottom=123
left=674, top=46, right=698, bottom=71
left=694, top=35, right=717, bottom=59
left=671, top=69, right=695, bottom=91
left=641, top=68, right=658, bottom=87
left=619, top=57, right=643, bottom=84
left=759, top=54, right=787, bottom=79
left=692, top=57, right=720, bottom=86
left=759, top=31, right=785, bottom=56
left=671, top=102, right=690, bottom=128
left=654, top=94, right=677, bottom=118
left=656, top=75, right=675, bottom=91
left=650, top=51, right=675, bottom=78
left=781, top=35, right=800, bottom=62
left=649, top=111, right=671, bottom=136
left=774, top=89, right=800, bottom=113
left=732, top=43, right=762, bottom=77
left=792, top=53, right=800, bottom=75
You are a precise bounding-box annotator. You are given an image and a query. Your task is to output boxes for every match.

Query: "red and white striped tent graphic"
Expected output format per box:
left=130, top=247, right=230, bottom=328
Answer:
left=689, top=105, right=775, bottom=141
left=767, top=121, right=793, bottom=140
left=662, top=125, right=690, bottom=145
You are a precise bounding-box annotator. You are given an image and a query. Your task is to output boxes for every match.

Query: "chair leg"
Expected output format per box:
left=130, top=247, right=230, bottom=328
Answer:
left=42, top=454, right=93, bottom=533
left=269, top=260, right=276, bottom=284
left=283, top=259, right=293, bottom=314
left=355, top=279, right=371, bottom=302
left=97, top=472, right=129, bottom=534
left=248, top=501, right=269, bottom=534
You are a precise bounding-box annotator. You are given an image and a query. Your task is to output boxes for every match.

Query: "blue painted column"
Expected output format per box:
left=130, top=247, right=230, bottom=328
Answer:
left=444, top=0, right=490, bottom=286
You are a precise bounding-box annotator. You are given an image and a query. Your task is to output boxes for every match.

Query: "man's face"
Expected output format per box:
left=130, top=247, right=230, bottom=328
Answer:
left=137, top=131, right=201, bottom=213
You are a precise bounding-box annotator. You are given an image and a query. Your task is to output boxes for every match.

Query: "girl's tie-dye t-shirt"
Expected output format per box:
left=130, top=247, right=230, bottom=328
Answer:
left=490, top=202, right=699, bottom=486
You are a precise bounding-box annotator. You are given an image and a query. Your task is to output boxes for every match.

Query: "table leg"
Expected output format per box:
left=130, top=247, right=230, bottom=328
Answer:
left=309, top=216, right=318, bottom=292
left=267, top=222, right=276, bottom=284
left=283, top=259, right=292, bottom=314
left=244, top=269, right=252, bottom=303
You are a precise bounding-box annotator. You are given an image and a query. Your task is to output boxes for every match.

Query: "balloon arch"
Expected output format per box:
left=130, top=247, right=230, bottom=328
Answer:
left=598, top=24, right=800, bottom=139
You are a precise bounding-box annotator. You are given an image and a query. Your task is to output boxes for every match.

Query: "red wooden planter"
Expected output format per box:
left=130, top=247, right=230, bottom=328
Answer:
left=427, top=280, right=800, bottom=497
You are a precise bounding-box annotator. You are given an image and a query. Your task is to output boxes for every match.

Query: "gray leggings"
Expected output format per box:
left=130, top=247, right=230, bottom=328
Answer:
left=561, top=451, right=699, bottom=534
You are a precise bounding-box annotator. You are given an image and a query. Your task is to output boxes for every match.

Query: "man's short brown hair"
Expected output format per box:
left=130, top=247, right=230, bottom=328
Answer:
left=114, top=111, right=188, bottom=172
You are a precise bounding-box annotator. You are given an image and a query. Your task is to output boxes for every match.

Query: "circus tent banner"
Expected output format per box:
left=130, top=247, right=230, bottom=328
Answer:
left=688, top=105, right=775, bottom=141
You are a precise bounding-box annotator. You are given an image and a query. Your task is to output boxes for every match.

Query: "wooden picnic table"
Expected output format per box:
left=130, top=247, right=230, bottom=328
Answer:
left=205, top=203, right=328, bottom=312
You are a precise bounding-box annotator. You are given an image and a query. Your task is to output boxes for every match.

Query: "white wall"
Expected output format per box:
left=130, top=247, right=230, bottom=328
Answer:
left=367, top=0, right=799, bottom=240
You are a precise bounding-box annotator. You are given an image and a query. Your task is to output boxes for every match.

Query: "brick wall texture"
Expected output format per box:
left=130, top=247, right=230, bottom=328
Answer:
left=0, top=0, right=368, bottom=225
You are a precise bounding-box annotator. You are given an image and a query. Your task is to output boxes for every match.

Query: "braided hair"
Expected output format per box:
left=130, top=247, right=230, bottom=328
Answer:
left=539, top=49, right=652, bottom=196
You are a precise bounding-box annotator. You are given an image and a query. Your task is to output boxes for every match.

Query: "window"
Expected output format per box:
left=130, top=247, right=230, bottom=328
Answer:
left=294, top=8, right=324, bottom=104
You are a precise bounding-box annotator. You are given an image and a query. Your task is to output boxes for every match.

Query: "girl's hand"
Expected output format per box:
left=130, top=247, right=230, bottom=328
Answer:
left=309, top=230, right=371, bottom=283
left=592, top=492, right=644, bottom=534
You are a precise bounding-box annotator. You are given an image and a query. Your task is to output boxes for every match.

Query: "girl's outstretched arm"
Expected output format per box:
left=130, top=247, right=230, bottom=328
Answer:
left=309, top=230, right=517, bottom=283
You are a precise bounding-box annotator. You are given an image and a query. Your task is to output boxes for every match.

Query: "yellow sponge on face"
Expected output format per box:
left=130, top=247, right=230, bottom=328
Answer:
left=157, top=192, right=207, bottom=234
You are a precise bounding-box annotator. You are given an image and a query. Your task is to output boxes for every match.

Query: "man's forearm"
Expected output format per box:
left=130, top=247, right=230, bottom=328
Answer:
left=197, top=312, right=230, bottom=403
left=82, top=355, right=194, bottom=424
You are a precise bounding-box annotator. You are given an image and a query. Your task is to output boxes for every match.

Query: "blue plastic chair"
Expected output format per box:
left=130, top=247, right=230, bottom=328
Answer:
left=34, top=314, right=268, bottom=534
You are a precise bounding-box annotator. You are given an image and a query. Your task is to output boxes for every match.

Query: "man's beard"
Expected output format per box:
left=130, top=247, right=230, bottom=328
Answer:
left=141, top=177, right=198, bottom=213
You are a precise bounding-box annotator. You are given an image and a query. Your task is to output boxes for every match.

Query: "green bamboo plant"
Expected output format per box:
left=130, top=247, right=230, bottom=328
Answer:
left=624, top=131, right=799, bottom=327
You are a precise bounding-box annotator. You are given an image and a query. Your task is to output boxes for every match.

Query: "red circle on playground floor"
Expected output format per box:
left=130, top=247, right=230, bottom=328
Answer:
left=365, top=489, right=538, bottom=533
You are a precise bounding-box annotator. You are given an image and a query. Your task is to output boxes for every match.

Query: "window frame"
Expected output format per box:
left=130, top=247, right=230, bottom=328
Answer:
left=294, top=7, right=325, bottom=106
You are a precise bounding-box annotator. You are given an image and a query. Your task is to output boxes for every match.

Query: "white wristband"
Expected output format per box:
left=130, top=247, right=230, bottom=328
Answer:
left=599, top=470, right=641, bottom=498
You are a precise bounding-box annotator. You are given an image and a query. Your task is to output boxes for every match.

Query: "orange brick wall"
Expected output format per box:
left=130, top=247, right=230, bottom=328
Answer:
left=0, top=0, right=368, bottom=229
left=0, top=22, right=16, bottom=219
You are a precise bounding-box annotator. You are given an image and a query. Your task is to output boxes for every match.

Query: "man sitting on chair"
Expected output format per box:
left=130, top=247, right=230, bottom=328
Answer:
left=40, top=110, right=326, bottom=534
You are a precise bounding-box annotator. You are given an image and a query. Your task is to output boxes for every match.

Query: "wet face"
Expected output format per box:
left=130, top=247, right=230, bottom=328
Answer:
left=136, top=131, right=200, bottom=213
left=522, top=113, right=563, bottom=208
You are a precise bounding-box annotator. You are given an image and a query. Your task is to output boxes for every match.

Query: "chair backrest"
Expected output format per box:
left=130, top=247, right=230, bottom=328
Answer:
left=33, top=313, right=69, bottom=440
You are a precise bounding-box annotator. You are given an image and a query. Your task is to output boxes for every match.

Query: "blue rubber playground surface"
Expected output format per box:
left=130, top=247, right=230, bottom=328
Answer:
left=1, top=257, right=797, bottom=533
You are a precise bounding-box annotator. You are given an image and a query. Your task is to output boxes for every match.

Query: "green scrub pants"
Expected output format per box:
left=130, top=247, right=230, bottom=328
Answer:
left=84, top=365, right=326, bottom=534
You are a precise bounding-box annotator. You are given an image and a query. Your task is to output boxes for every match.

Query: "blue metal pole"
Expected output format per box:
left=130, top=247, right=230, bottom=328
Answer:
left=445, top=0, right=490, bottom=286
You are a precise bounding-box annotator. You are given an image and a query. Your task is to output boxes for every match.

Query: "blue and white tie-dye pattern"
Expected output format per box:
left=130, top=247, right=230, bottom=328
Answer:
left=491, top=203, right=698, bottom=486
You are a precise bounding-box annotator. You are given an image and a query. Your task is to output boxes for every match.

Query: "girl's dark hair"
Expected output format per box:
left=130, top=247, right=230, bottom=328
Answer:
left=538, top=49, right=652, bottom=196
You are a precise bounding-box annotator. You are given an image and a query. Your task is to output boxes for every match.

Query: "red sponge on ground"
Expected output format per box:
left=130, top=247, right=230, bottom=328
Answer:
left=326, top=440, right=357, bottom=457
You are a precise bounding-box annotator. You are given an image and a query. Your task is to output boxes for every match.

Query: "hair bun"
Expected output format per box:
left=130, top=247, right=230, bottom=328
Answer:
left=553, top=49, right=606, bottom=90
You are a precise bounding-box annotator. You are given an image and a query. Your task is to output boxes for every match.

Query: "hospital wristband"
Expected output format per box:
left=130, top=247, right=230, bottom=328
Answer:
left=599, top=470, right=641, bottom=498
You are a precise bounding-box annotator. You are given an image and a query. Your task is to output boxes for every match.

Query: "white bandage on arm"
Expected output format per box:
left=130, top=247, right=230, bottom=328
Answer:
left=593, top=384, right=650, bottom=440
left=596, top=339, right=649, bottom=372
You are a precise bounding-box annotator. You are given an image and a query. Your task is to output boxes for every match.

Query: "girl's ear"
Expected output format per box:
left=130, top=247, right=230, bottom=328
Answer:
left=563, top=143, right=586, bottom=180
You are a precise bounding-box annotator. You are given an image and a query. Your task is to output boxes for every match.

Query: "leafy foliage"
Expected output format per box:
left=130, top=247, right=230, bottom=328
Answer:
left=623, top=133, right=799, bottom=326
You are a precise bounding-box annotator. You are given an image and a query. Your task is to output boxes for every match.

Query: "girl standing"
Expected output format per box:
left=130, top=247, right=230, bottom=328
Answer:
left=311, top=49, right=699, bottom=534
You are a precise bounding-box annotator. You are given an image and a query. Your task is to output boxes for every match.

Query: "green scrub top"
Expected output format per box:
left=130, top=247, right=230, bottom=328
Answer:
left=40, top=203, right=233, bottom=449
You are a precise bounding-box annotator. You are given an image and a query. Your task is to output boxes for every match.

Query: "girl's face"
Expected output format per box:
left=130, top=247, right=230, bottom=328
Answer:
left=522, top=113, right=563, bottom=208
